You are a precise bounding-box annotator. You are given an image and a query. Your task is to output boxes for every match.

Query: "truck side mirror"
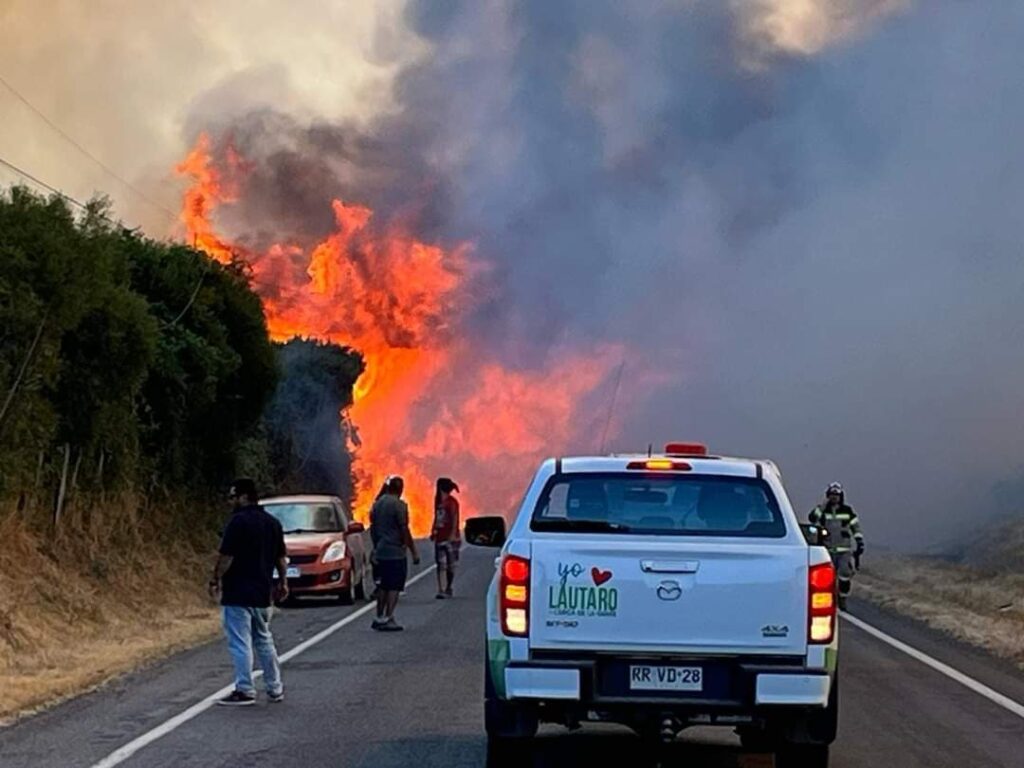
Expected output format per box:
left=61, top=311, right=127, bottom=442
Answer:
left=465, top=516, right=507, bottom=547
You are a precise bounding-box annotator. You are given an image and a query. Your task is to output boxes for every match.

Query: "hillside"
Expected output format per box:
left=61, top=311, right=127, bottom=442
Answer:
left=950, top=514, right=1024, bottom=572
left=857, top=516, right=1024, bottom=670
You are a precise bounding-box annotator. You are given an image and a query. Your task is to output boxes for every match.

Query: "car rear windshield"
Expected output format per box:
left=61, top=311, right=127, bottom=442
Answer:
left=264, top=503, right=342, bottom=534
left=530, top=473, right=786, bottom=538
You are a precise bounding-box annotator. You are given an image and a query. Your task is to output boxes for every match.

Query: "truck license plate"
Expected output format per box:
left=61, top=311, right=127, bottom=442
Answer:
left=629, top=665, right=703, bottom=691
left=286, top=566, right=300, bottom=579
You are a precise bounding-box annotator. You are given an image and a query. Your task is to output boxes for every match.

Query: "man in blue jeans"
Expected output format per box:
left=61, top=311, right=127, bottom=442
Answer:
left=209, top=478, right=288, bottom=706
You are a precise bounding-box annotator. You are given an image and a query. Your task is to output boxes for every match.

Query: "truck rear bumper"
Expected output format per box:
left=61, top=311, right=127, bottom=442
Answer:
left=755, top=674, right=830, bottom=706
left=505, top=667, right=581, bottom=700
left=503, top=656, right=831, bottom=709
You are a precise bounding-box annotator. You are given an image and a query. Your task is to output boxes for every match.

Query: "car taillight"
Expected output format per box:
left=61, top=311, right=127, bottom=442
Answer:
left=808, top=562, right=836, bottom=644
left=500, top=555, right=530, bottom=637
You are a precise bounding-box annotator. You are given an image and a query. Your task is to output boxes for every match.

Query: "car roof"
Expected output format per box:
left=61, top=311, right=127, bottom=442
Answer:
left=553, top=453, right=777, bottom=479
left=259, top=494, right=343, bottom=505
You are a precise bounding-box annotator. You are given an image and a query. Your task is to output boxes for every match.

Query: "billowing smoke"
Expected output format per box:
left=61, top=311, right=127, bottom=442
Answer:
left=4, top=1, right=1023, bottom=547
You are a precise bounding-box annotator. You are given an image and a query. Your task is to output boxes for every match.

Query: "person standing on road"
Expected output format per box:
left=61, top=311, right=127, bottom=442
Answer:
left=369, top=477, right=392, bottom=601
left=431, top=477, right=461, bottom=599
left=808, top=481, right=864, bottom=605
left=209, top=478, right=288, bottom=706
left=370, top=475, right=420, bottom=631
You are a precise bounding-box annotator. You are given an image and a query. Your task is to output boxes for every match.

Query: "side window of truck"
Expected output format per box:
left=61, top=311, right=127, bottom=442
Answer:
left=538, top=483, right=569, bottom=518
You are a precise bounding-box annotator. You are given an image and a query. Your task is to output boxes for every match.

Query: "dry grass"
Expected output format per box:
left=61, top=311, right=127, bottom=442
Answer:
left=0, top=498, right=222, bottom=724
left=857, top=555, right=1024, bottom=669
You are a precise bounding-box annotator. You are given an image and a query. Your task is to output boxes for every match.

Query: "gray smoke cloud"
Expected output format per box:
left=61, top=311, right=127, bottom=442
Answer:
left=388, top=0, right=1024, bottom=548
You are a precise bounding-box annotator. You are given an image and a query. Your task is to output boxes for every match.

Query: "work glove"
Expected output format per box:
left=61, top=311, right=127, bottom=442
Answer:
left=855, top=540, right=865, bottom=556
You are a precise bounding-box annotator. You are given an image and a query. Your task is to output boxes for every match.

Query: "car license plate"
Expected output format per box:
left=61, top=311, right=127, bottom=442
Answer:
left=286, top=566, right=300, bottom=579
left=629, top=665, right=703, bottom=691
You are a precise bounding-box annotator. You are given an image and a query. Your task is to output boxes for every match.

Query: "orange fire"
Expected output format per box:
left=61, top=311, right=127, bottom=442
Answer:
left=175, top=134, right=238, bottom=265
left=176, top=133, right=628, bottom=535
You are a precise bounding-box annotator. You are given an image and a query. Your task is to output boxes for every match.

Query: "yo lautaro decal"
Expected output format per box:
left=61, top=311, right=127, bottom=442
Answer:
left=548, top=562, right=618, bottom=617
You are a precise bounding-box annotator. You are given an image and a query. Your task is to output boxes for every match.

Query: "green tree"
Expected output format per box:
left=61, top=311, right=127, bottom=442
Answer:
left=264, top=338, right=364, bottom=499
left=127, top=241, right=278, bottom=492
left=0, top=186, right=279, bottom=519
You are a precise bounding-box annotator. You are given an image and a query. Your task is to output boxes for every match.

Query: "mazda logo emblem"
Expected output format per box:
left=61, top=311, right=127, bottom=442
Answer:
left=657, top=581, right=682, bottom=601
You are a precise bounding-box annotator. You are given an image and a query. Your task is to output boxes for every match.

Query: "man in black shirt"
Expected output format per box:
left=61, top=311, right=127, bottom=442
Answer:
left=209, top=478, right=288, bottom=706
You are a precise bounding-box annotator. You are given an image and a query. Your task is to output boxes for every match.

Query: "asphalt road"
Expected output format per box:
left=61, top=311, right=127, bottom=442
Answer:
left=2, top=547, right=1023, bottom=768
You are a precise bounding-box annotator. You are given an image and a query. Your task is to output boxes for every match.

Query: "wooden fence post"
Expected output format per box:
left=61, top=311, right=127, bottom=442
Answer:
left=54, top=443, right=71, bottom=526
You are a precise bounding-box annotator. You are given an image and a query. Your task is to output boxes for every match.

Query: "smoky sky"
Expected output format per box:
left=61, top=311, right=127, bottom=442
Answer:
left=191, top=0, right=1024, bottom=549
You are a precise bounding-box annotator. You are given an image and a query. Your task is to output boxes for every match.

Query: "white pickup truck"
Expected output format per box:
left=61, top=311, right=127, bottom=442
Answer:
left=465, top=443, right=839, bottom=767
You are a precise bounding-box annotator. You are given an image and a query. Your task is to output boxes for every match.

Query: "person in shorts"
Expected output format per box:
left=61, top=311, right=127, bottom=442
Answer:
left=431, top=477, right=461, bottom=599
left=369, top=475, right=419, bottom=631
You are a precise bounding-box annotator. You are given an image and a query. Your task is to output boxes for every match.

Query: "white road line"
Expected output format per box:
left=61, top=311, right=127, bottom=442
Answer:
left=89, top=564, right=438, bottom=768
left=842, top=611, right=1024, bottom=720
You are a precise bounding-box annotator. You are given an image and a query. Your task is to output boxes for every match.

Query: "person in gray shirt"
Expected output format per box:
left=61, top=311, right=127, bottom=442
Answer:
left=370, top=476, right=420, bottom=631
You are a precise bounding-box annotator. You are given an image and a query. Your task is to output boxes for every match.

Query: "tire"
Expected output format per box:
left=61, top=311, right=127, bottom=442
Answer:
left=777, top=671, right=839, bottom=749
left=484, top=646, right=538, bottom=743
left=805, top=670, right=840, bottom=744
left=337, top=583, right=354, bottom=605
left=485, top=698, right=539, bottom=741
left=737, top=727, right=778, bottom=752
left=777, top=745, right=829, bottom=768
left=354, top=563, right=366, bottom=601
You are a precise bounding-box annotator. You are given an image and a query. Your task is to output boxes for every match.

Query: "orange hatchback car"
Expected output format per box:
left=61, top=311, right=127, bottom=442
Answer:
left=260, top=494, right=372, bottom=604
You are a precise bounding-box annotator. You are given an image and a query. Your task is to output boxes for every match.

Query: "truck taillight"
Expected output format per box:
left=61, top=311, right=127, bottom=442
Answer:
left=808, top=562, right=836, bottom=644
left=500, top=555, right=530, bottom=637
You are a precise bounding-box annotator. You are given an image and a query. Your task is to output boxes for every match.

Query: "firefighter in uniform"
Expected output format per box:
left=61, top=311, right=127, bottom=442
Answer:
left=808, top=482, right=864, bottom=607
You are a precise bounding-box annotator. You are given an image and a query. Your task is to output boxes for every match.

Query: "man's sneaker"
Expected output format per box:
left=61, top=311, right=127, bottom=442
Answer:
left=371, top=617, right=386, bottom=630
left=216, top=691, right=255, bottom=707
left=267, top=690, right=284, bottom=703
left=435, top=592, right=447, bottom=600
left=378, top=617, right=404, bottom=632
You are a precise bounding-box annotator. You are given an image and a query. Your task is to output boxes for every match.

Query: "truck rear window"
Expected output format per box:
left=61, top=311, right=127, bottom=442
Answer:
left=530, top=473, right=786, bottom=538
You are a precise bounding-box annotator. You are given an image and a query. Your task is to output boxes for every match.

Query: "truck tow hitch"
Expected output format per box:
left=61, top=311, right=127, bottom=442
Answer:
left=659, top=715, right=681, bottom=742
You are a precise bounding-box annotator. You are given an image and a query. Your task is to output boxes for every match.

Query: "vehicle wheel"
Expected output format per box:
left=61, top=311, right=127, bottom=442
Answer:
left=485, top=735, right=530, bottom=767
left=485, top=698, right=539, bottom=741
left=484, top=647, right=538, bottom=743
left=337, top=584, right=354, bottom=605
left=737, top=726, right=778, bottom=752
left=803, top=670, right=840, bottom=744
left=354, top=567, right=366, bottom=601
left=776, top=672, right=839, bottom=757
left=777, top=745, right=829, bottom=768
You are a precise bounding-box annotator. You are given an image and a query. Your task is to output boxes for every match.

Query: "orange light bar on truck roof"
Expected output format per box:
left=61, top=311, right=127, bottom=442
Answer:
left=627, top=459, right=692, bottom=471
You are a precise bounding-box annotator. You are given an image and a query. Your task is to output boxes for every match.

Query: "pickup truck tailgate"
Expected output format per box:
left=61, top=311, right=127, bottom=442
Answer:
left=530, top=538, right=809, bottom=655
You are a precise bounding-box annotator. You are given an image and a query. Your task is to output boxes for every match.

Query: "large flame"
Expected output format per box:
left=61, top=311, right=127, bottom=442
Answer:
left=177, top=134, right=628, bottom=535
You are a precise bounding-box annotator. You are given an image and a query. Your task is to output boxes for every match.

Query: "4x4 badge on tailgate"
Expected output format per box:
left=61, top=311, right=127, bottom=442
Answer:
left=656, top=581, right=682, bottom=601
left=761, top=624, right=790, bottom=638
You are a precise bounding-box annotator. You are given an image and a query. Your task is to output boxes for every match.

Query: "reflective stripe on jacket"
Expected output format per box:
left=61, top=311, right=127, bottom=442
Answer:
left=808, top=503, right=863, bottom=553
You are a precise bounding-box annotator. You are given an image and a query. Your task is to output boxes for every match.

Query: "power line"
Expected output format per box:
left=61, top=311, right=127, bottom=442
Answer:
left=1, top=153, right=217, bottom=327
left=0, top=73, right=179, bottom=223
left=0, top=154, right=94, bottom=214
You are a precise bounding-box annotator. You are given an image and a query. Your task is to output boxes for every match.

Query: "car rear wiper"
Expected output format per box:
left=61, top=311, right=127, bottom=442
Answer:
left=532, top=519, right=631, bottom=533
left=282, top=528, right=321, bottom=534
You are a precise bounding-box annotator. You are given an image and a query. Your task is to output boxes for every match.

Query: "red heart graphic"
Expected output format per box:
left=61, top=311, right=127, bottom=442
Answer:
left=591, top=567, right=613, bottom=586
